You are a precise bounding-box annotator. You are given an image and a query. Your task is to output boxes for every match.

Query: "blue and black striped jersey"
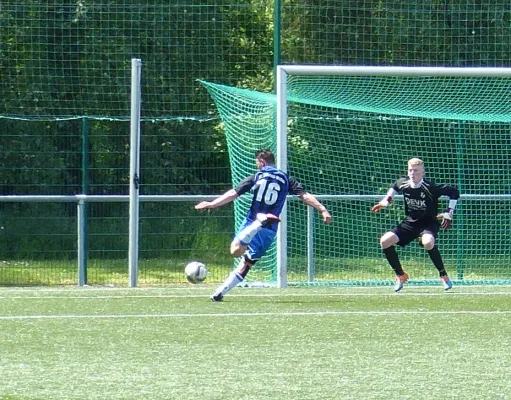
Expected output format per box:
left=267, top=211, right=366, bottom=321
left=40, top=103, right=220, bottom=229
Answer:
left=235, top=166, right=306, bottom=229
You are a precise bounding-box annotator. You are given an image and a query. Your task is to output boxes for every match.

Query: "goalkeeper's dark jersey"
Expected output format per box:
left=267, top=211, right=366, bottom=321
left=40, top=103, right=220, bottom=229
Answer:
left=234, top=165, right=306, bottom=231
left=392, top=178, right=460, bottom=222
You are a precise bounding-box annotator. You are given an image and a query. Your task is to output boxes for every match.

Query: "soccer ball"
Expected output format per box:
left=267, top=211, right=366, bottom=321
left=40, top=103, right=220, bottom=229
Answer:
left=184, top=261, right=208, bottom=284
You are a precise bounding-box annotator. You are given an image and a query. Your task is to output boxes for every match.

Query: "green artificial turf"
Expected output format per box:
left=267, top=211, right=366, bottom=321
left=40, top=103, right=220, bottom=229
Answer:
left=1, top=285, right=510, bottom=399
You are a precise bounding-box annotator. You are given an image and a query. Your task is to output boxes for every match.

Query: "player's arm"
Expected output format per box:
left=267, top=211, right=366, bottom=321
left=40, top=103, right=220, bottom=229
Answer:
left=436, top=184, right=460, bottom=228
left=299, top=192, right=332, bottom=224
left=371, top=187, right=398, bottom=213
left=290, top=177, right=332, bottom=224
left=195, top=189, right=238, bottom=210
left=195, top=175, right=254, bottom=210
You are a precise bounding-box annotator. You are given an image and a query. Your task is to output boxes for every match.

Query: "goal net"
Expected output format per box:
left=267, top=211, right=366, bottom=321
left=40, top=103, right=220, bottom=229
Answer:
left=202, top=66, right=511, bottom=287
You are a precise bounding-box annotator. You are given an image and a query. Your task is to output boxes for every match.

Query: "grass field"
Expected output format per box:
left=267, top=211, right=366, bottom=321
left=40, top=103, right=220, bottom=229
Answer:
left=1, top=285, right=511, bottom=400
left=4, top=256, right=511, bottom=286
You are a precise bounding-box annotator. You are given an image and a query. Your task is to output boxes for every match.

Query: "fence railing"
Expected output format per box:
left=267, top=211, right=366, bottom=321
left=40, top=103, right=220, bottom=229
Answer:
left=0, top=195, right=217, bottom=286
left=1, top=194, right=505, bottom=286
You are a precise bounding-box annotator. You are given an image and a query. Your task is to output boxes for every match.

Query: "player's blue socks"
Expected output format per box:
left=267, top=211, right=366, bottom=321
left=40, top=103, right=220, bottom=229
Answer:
left=212, top=270, right=243, bottom=298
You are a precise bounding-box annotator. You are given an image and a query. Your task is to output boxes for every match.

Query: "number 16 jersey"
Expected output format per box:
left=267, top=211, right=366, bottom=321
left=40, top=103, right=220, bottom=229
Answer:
left=234, top=165, right=306, bottom=232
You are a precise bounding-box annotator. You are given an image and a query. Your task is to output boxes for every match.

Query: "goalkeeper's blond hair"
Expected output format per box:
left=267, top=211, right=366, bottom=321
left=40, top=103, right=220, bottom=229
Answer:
left=408, top=157, right=424, bottom=167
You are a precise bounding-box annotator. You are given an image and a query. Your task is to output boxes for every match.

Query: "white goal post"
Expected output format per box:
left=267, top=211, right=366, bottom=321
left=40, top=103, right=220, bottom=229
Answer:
left=274, top=65, right=511, bottom=288
left=129, top=58, right=142, bottom=287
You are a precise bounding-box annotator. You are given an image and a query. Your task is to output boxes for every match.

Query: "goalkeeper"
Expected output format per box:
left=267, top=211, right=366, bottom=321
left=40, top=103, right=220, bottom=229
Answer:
left=195, top=148, right=332, bottom=301
left=371, top=158, right=460, bottom=292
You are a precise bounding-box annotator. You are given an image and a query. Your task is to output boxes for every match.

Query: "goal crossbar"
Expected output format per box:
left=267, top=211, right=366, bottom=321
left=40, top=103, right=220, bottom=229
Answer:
left=277, top=65, right=511, bottom=77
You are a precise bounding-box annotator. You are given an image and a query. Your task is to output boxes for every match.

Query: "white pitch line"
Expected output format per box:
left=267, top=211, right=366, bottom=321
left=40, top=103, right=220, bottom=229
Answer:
left=1, top=285, right=509, bottom=293
left=0, top=286, right=202, bottom=293
left=1, top=310, right=511, bottom=320
left=1, top=291, right=511, bottom=300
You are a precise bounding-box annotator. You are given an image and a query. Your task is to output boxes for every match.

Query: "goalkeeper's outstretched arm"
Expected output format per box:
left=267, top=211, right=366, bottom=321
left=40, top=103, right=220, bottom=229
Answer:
left=371, top=188, right=398, bottom=213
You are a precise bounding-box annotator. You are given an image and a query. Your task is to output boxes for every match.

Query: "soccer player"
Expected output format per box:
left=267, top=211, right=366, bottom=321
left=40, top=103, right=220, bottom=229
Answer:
left=195, top=148, right=332, bottom=301
left=371, top=158, right=460, bottom=292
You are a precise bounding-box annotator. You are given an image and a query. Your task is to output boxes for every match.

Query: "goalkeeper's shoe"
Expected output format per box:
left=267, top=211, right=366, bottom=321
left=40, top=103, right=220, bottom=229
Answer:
left=441, top=275, right=453, bottom=291
left=210, top=293, right=224, bottom=302
left=256, top=213, right=281, bottom=227
left=394, top=273, right=409, bottom=292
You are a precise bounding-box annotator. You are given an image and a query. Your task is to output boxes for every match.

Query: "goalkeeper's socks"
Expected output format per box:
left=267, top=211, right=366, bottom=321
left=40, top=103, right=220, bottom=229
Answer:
left=383, top=246, right=405, bottom=275
left=427, top=246, right=446, bottom=276
left=214, top=270, right=243, bottom=297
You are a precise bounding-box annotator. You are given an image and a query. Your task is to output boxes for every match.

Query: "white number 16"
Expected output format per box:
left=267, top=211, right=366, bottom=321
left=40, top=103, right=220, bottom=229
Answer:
left=255, top=180, right=280, bottom=205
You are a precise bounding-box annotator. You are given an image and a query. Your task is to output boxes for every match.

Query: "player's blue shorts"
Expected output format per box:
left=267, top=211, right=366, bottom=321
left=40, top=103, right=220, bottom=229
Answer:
left=236, top=221, right=276, bottom=262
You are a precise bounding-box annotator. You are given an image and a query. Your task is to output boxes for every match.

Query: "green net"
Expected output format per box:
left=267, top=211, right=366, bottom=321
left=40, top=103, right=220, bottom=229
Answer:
left=200, top=82, right=278, bottom=282
left=202, top=72, right=511, bottom=286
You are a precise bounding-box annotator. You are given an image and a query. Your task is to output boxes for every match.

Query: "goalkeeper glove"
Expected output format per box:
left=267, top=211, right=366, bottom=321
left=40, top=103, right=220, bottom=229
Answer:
left=371, top=196, right=392, bottom=213
left=437, top=208, right=454, bottom=229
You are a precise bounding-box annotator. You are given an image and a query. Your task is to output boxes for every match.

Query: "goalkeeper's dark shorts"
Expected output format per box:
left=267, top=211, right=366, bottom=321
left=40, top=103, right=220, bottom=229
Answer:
left=392, top=217, right=440, bottom=247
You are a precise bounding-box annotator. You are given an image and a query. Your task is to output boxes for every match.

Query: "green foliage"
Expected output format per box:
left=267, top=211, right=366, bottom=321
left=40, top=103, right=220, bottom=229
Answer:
left=0, top=119, right=83, bottom=195
left=2, top=1, right=511, bottom=282
left=282, top=0, right=511, bottom=66
left=0, top=202, right=235, bottom=262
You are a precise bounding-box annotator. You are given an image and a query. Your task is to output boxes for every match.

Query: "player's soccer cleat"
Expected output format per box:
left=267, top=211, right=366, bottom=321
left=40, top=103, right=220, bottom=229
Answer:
left=394, top=273, right=409, bottom=292
left=210, top=293, right=224, bottom=302
left=441, top=275, right=453, bottom=291
left=256, top=213, right=281, bottom=227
